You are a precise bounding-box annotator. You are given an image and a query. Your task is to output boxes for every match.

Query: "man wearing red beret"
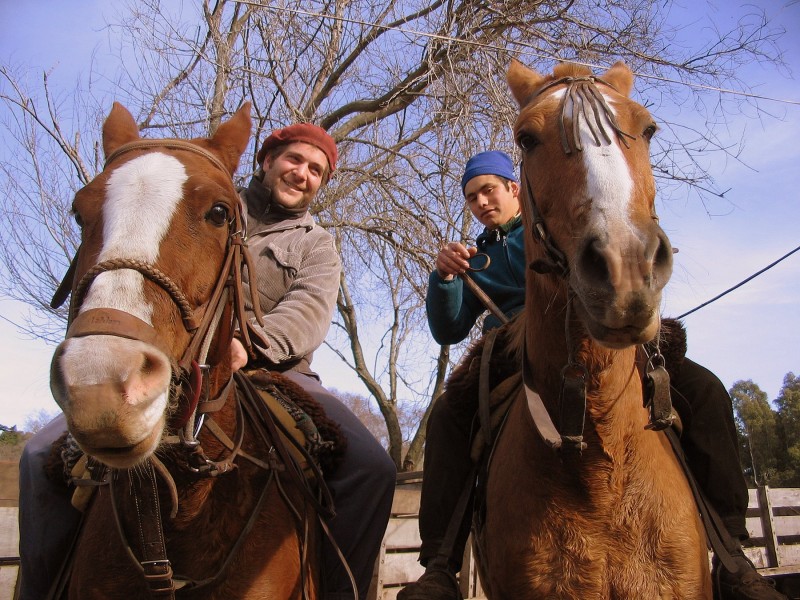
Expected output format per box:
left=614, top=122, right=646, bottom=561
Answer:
left=230, top=123, right=397, bottom=600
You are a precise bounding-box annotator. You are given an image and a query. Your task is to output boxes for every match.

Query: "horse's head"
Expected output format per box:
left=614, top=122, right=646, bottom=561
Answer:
left=50, top=102, right=253, bottom=468
left=507, top=60, right=672, bottom=348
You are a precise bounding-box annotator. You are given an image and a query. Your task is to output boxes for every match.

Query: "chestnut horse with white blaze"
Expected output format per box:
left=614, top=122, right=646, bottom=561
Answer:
left=474, top=61, right=711, bottom=598
left=48, top=102, right=324, bottom=599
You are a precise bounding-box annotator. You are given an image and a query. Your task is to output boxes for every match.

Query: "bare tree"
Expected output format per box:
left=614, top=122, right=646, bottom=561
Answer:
left=0, top=0, right=786, bottom=468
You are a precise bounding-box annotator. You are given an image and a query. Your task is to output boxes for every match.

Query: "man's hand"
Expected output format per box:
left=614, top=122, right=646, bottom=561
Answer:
left=435, top=242, right=477, bottom=280
left=230, top=337, right=248, bottom=372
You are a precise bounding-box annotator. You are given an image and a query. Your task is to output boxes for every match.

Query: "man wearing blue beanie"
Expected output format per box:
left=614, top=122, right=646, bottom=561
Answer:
left=428, top=150, right=523, bottom=343
left=399, top=151, right=523, bottom=600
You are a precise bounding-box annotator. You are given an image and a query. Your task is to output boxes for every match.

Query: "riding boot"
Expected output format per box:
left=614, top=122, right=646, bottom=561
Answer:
left=397, top=567, right=464, bottom=600
left=712, top=547, right=788, bottom=600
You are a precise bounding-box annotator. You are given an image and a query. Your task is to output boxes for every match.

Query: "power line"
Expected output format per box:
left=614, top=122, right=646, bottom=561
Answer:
left=676, top=244, right=800, bottom=319
left=237, top=0, right=800, bottom=107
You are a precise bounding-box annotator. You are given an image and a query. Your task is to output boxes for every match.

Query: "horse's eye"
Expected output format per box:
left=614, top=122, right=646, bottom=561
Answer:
left=71, top=209, right=84, bottom=229
left=642, top=123, right=658, bottom=142
left=517, top=133, right=539, bottom=152
left=206, top=203, right=230, bottom=227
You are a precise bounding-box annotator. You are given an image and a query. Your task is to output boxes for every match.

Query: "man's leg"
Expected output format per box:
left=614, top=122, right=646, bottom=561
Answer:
left=282, top=370, right=397, bottom=600
left=674, top=358, right=786, bottom=600
left=398, top=385, right=477, bottom=600
left=18, top=414, right=82, bottom=600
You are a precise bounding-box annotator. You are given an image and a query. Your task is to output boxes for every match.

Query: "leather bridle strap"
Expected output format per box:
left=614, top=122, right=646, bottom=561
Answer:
left=72, top=259, right=199, bottom=331
left=110, top=463, right=176, bottom=599
left=65, top=308, right=174, bottom=360
left=104, top=139, right=233, bottom=182
left=520, top=166, right=569, bottom=278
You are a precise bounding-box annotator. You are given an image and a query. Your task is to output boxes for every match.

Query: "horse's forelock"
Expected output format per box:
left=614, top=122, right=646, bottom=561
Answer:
left=552, top=62, right=593, bottom=80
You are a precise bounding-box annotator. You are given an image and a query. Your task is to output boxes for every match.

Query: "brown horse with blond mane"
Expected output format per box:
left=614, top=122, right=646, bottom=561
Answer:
left=472, top=61, right=712, bottom=598
left=48, top=102, right=336, bottom=599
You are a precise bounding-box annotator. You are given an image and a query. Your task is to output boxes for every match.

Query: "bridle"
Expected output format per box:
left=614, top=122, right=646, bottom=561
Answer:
left=512, top=75, right=672, bottom=454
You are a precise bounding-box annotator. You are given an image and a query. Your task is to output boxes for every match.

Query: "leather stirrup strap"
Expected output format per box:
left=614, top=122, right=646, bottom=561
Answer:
left=429, top=463, right=480, bottom=573
left=663, top=427, right=740, bottom=573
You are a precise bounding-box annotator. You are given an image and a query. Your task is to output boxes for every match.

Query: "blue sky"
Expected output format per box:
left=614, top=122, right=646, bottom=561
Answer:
left=0, top=1, right=798, bottom=428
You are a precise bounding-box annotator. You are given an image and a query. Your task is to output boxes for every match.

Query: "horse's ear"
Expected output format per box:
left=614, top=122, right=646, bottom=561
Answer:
left=602, top=61, right=634, bottom=97
left=507, top=59, right=548, bottom=107
left=102, top=103, right=141, bottom=158
left=208, top=102, right=252, bottom=176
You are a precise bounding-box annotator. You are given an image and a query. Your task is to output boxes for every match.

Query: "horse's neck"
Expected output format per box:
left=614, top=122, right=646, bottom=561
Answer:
left=524, top=285, right=643, bottom=426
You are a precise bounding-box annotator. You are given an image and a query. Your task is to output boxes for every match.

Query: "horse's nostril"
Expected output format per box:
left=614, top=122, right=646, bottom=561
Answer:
left=655, top=236, right=672, bottom=268
left=578, top=239, right=609, bottom=284
left=651, top=230, right=674, bottom=286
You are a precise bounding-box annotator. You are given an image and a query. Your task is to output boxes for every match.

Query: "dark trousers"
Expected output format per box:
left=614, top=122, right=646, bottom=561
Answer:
left=418, top=356, right=750, bottom=570
left=18, top=372, right=396, bottom=600
left=282, top=371, right=397, bottom=600
left=18, top=416, right=83, bottom=600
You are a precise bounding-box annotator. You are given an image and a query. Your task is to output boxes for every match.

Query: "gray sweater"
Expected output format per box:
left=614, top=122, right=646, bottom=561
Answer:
left=240, top=176, right=341, bottom=375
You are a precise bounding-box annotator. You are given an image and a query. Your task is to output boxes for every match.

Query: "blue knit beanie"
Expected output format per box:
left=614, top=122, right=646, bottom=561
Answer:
left=461, top=151, right=518, bottom=194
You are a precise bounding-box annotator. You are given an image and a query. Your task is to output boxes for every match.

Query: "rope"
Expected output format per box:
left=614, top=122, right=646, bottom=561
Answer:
left=676, top=243, right=800, bottom=319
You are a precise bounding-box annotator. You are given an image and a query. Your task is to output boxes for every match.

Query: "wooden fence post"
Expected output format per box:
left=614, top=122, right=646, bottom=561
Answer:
left=758, top=484, right=780, bottom=568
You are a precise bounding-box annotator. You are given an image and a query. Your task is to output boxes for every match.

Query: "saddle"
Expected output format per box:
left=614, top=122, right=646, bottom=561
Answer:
left=49, top=369, right=345, bottom=512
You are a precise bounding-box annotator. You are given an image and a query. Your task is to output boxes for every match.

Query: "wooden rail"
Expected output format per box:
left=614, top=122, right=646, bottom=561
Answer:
left=743, top=487, right=800, bottom=577
left=3, top=476, right=800, bottom=600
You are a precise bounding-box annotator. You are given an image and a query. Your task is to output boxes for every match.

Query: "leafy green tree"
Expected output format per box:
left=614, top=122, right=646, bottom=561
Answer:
left=0, top=424, right=29, bottom=461
left=730, top=380, right=779, bottom=486
left=774, top=373, right=800, bottom=486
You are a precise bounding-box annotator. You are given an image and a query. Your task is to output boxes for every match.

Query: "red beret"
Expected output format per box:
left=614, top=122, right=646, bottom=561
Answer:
left=256, top=123, right=338, bottom=174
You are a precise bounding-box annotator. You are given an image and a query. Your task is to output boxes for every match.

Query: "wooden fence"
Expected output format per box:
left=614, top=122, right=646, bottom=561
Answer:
left=3, top=469, right=800, bottom=600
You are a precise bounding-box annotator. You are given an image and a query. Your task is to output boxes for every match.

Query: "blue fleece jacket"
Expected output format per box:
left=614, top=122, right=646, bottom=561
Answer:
left=426, top=216, right=526, bottom=345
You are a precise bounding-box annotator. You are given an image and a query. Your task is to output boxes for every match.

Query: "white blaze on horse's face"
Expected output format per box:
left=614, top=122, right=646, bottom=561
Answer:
left=553, top=88, right=642, bottom=278
left=82, top=153, right=188, bottom=320
left=54, top=153, right=187, bottom=468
